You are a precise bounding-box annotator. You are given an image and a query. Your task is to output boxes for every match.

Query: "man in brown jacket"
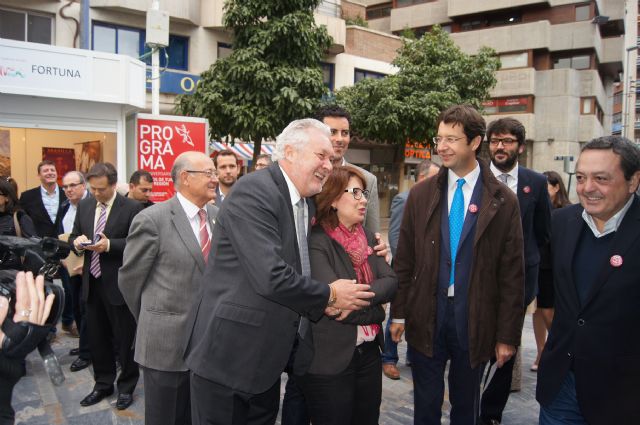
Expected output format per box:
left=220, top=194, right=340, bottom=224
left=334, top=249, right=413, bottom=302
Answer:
left=390, top=105, right=525, bottom=425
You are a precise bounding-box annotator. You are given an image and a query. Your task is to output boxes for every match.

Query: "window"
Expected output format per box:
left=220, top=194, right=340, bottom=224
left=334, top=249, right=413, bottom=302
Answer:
left=396, top=0, right=432, bottom=6
left=354, top=69, right=386, bottom=83
left=499, top=52, right=528, bottom=69
left=0, top=8, right=52, bottom=44
left=366, top=4, right=392, bottom=20
left=553, top=54, right=591, bottom=70
left=581, top=97, right=604, bottom=124
left=92, top=23, right=188, bottom=71
left=321, top=62, right=334, bottom=91
left=217, top=42, right=233, bottom=60
left=575, top=5, right=590, bottom=22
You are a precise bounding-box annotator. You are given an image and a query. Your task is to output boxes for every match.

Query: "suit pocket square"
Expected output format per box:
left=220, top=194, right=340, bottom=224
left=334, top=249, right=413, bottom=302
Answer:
left=216, top=302, right=265, bottom=327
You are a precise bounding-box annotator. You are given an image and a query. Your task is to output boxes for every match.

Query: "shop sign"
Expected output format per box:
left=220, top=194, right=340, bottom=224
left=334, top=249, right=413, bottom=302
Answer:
left=145, top=69, right=201, bottom=95
left=404, top=140, right=431, bottom=160
left=136, top=114, right=208, bottom=202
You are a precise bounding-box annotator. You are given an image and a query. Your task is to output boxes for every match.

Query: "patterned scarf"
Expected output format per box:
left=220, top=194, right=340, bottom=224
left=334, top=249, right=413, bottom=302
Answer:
left=323, top=222, right=380, bottom=340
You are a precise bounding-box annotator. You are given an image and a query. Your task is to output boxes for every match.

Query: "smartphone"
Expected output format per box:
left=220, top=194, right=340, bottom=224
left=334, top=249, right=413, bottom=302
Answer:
left=80, top=235, right=101, bottom=247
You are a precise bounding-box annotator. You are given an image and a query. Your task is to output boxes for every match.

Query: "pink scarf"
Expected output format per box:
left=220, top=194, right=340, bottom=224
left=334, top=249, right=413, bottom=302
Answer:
left=323, top=223, right=380, bottom=340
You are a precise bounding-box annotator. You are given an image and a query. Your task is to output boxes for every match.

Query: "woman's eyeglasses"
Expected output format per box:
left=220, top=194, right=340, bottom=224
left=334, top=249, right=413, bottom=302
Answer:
left=344, top=188, right=369, bottom=200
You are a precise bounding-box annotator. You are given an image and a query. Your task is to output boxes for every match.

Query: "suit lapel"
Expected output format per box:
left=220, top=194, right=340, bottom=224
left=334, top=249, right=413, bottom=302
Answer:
left=171, top=197, right=206, bottom=272
left=458, top=176, right=483, bottom=249
left=581, top=197, right=640, bottom=309
left=86, top=198, right=97, bottom=238
left=270, top=165, right=301, bottom=270
left=561, top=208, right=584, bottom=307
left=103, top=194, right=124, bottom=235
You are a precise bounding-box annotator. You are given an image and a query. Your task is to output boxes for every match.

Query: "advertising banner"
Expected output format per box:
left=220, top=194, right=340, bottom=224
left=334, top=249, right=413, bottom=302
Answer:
left=136, top=114, right=208, bottom=203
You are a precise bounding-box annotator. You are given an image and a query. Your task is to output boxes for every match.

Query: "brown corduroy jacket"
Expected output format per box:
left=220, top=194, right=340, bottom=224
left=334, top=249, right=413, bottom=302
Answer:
left=392, top=160, right=525, bottom=368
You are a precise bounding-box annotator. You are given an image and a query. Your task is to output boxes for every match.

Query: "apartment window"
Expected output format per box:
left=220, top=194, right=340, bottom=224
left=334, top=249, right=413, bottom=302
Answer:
left=0, top=8, right=52, bottom=44
left=396, top=0, right=432, bottom=7
left=317, top=0, right=340, bottom=18
left=217, top=42, right=233, bottom=60
left=354, top=69, right=386, bottom=83
left=575, top=5, right=590, bottom=22
left=553, top=54, right=591, bottom=70
left=321, top=62, right=334, bottom=91
left=482, top=96, right=533, bottom=114
left=366, top=3, right=392, bottom=20
left=499, top=52, right=528, bottom=69
left=581, top=97, right=604, bottom=124
left=92, top=23, right=188, bottom=70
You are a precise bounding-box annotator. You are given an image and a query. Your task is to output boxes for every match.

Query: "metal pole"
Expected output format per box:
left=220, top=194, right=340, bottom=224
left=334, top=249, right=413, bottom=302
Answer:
left=80, top=0, right=90, bottom=49
left=624, top=46, right=638, bottom=139
left=151, top=0, right=160, bottom=116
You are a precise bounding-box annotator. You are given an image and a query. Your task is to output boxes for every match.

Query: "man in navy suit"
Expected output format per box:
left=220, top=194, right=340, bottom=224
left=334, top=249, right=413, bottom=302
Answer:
left=390, top=105, right=525, bottom=425
left=537, top=136, right=640, bottom=425
left=19, top=160, right=67, bottom=238
left=480, top=117, right=552, bottom=424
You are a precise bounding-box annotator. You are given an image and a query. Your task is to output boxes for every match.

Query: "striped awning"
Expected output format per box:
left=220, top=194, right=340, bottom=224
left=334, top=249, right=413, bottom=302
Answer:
left=210, top=141, right=274, bottom=160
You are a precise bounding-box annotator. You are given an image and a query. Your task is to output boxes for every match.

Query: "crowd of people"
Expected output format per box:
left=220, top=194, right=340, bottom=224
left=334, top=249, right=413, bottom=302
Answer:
left=0, top=103, right=639, bottom=425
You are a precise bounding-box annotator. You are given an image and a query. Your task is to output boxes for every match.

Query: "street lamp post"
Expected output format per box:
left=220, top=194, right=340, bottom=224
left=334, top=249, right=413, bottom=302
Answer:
left=623, top=46, right=638, bottom=140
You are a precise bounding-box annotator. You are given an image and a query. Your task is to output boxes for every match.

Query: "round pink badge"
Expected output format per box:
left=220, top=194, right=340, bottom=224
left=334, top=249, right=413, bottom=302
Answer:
left=523, top=186, right=531, bottom=194
left=610, top=255, right=623, bottom=268
left=468, top=204, right=478, bottom=214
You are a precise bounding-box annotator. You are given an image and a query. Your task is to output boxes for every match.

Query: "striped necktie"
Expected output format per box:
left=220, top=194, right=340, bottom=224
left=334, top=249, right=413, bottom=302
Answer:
left=198, top=209, right=211, bottom=263
left=89, top=203, right=107, bottom=278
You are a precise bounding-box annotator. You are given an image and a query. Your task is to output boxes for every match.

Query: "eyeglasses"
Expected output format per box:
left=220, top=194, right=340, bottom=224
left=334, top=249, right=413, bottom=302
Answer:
left=62, top=182, right=83, bottom=190
left=344, top=187, right=369, bottom=200
left=433, top=136, right=466, bottom=146
left=489, top=137, right=518, bottom=147
left=186, top=169, right=218, bottom=178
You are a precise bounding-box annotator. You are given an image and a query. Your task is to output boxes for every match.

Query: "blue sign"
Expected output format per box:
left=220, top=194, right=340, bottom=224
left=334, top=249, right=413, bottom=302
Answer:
left=145, top=69, right=200, bottom=95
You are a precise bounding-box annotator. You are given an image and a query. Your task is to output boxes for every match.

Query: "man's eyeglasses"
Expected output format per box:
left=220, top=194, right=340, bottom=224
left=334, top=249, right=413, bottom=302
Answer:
left=62, top=182, right=83, bottom=190
left=489, top=138, right=518, bottom=147
left=432, top=136, right=466, bottom=146
left=344, top=187, right=369, bottom=200
left=186, top=169, right=218, bottom=178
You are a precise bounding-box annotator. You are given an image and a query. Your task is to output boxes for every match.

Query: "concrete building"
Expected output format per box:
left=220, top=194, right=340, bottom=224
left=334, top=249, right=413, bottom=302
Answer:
left=360, top=0, right=634, bottom=190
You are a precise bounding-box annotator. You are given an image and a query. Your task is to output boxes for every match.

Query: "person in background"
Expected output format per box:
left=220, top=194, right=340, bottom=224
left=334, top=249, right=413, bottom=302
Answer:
left=254, top=154, right=273, bottom=171
left=213, top=150, right=240, bottom=205
left=127, top=170, right=154, bottom=209
left=0, top=178, right=36, bottom=272
left=531, top=171, right=571, bottom=372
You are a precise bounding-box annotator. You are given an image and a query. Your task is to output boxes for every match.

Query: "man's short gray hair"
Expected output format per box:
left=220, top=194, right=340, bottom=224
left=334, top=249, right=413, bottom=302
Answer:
left=63, top=170, right=86, bottom=184
left=272, top=118, right=331, bottom=162
left=172, top=151, right=210, bottom=188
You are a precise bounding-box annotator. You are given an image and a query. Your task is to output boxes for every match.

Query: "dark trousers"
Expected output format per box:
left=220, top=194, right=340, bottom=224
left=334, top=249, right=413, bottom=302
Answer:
left=410, top=298, right=484, bottom=425
left=87, top=276, right=139, bottom=394
left=70, top=274, right=90, bottom=360
left=480, top=265, right=539, bottom=423
left=59, top=269, right=74, bottom=327
left=142, top=366, right=191, bottom=425
left=190, top=372, right=280, bottom=425
left=0, top=357, right=25, bottom=425
left=298, top=341, right=382, bottom=425
left=281, top=374, right=309, bottom=425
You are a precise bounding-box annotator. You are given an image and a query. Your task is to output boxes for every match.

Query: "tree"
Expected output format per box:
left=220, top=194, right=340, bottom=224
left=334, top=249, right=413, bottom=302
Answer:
left=175, top=0, right=332, bottom=160
left=335, top=26, right=500, bottom=146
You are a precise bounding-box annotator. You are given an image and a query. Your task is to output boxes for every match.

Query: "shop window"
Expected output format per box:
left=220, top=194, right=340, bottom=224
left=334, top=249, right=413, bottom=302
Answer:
left=553, top=54, right=591, bottom=70
left=499, top=52, right=528, bottom=69
left=92, top=23, right=188, bottom=71
left=321, top=62, right=334, bottom=91
left=0, top=8, right=52, bottom=44
left=366, top=3, right=392, bottom=20
left=217, top=42, right=233, bottom=60
left=482, top=96, right=533, bottom=115
left=575, top=4, right=590, bottom=22
left=354, top=69, right=386, bottom=83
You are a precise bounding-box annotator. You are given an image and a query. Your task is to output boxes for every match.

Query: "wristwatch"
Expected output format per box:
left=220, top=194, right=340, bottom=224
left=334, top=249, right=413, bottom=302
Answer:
left=327, top=285, right=337, bottom=307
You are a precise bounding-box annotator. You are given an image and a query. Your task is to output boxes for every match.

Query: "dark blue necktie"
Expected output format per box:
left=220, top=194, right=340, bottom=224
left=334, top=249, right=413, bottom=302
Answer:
left=449, top=179, right=465, bottom=286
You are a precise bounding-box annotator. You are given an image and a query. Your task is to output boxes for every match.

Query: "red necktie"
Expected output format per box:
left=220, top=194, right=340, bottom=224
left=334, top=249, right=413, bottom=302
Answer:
left=198, top=209, right=210, bottom=262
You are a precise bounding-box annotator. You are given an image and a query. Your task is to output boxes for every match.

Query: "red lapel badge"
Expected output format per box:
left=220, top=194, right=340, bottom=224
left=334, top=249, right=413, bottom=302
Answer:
left=610, top=255, right=623, bottom=268
left=523, top=186, right=531, bottom=194
left=468, top=204, right=478, bottom=214
left=310, top=216, right=316, bottom=226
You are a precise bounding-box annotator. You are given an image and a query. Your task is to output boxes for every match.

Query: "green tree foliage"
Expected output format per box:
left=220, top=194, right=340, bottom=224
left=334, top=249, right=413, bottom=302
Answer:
left=175, top=0, right=332, bottom=159
left=335, top=26, right=500, bottom=145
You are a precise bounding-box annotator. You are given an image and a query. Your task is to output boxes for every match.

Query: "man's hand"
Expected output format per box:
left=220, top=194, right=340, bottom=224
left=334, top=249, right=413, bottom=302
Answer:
left=73, top=234, right=90, bottom=251
left=329, top=279, right=374, bottom=310
left=495, top=343, right=516, bottom=368
left=83, top=232, right=109, bottom=253
left=373, top=233, right=390, bottom=262
left=389, top=322, right=405, bottom=343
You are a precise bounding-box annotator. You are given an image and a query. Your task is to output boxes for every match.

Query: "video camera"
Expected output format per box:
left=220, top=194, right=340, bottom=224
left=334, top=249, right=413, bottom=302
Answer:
left=0, top=235, right=69, bottom=385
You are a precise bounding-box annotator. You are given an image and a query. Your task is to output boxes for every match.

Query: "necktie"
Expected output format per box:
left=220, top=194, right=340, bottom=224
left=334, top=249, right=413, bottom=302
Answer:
left=449, top=179, right=465, bottom=286
left=296, top=198, right=311, bottom=338
left=499, top=173, right=509, bottom=185
left=89, top=203, right=107, bottom=278
left=198, top=209, right=211, bottom=263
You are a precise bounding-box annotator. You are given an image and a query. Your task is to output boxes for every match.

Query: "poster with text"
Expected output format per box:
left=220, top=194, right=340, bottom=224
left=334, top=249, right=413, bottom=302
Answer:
left=42, top=147, right=75, bottom=186
left=136, top=114, right=208, bottom=203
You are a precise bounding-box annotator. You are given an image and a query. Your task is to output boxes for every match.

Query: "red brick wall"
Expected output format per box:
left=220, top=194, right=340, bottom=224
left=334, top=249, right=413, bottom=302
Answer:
left=342, top=1, right=367, bottom=20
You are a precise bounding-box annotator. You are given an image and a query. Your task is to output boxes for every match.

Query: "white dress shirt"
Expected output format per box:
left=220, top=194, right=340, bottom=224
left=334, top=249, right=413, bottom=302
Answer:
left=280, top=165, right=308, bottom=238
left=177, top=192, right=212, bottom=245
left=582, top=195, right=634, bottom=238
left=41, top=185, right=60, bottom=223
left=62, top=191, right=88, bottom=234
left=489, top=161, right=519, bottom=194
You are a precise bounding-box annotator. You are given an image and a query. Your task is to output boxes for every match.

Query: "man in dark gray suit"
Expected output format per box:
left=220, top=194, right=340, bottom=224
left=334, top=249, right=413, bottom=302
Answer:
left=119, top=151, right=218, bottom=425
left=184, top=118, right=376, bottom=425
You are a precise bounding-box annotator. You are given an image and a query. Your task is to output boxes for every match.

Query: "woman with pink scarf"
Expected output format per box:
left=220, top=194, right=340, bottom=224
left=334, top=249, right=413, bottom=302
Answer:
left=295, top=166, right=397, bottom=425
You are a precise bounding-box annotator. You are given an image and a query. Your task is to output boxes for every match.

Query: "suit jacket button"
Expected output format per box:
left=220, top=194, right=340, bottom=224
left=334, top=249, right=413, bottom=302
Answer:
left=567, top=352, right=572, bottom=357
left=577, top=319, right=585, bottom=326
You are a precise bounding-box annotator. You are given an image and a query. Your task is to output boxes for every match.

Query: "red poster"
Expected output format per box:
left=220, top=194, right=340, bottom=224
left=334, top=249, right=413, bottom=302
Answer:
left=42, top=147, right=75, bottom=186
left=136, top=114, right=208, bottom=203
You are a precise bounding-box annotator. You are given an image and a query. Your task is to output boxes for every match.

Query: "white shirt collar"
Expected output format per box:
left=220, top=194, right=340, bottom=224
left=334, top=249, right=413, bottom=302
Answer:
left=582, top=195, right=634, bottom=238
left=98, top=190, right=117, bottom=207
left=489, top=161, right=519, bottom=181
left=177, top=192, right=204, bottom=220
left=279, top=165, right=302, bottom=208
left=40, top=185, right=58, bottom=196
left=447, top=161, right=481, bottom=192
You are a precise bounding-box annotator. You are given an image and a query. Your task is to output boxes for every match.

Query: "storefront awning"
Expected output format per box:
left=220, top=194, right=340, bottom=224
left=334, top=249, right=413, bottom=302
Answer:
left=210, top=141, right=274, bottom=160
